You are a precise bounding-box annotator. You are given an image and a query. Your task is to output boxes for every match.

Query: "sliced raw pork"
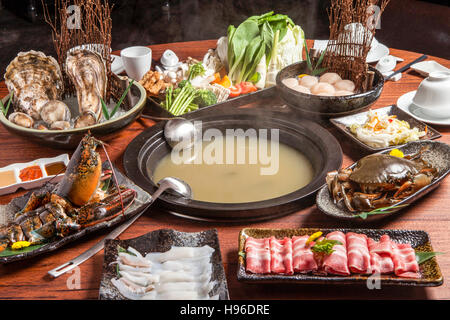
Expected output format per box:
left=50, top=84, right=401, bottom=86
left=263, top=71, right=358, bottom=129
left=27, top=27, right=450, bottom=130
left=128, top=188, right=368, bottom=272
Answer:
left=270, top=237, right=294, bottom=274
left=392, top=242, right=420, bottom=278
left=245, top=237, right=271, bottom=274
left=368, top=235, right=394, bottom=274
left=346, top=232, right=371, bottom=274
left=292, top=235, right=318, bottom=273
left=322, top=231, right=350, bottom=276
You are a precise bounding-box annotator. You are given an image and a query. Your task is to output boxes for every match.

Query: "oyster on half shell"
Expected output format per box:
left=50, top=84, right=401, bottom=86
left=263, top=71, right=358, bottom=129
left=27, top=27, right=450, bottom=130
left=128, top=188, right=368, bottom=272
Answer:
left=4, top=50, right=64, bottom=120
left=66, top=49, right=107, bottom=128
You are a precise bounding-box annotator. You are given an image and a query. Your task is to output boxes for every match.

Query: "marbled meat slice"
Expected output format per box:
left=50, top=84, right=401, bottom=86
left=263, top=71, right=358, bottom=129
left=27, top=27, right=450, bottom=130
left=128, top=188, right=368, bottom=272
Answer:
left=368, top=235, right=394, bottom=274
left=270, top=237, right=294, bottom=275
left=245, top=237, right=271, bottom=274
left=392, top=243, right=420, bottom=278
left=346, top=232, right=371, bottom=274
left=292, top=235, right=318, bottom=273
left=322, top=231, right=350, bottom=276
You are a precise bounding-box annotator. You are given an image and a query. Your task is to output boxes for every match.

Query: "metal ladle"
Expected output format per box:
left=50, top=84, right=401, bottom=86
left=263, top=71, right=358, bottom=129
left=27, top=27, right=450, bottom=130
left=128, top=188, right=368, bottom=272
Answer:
left=164, top=118, right=200, bottom=151
left=48, top=177, right=192, bottom=278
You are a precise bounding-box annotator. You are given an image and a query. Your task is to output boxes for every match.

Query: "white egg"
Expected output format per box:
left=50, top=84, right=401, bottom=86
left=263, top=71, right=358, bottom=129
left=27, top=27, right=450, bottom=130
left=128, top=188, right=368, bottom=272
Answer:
left=334, top=90, right=354, bottom=96
left=334, top=79, right=356, bottom=92
left=282, top=78, right=300, bottom=89
left=292, top=85, right=311, bottom=94
left=319, top=72, right=342, bottom=85
left=299, top=75, right=318, bottom=89
left=311, top=82, right=335, bottom=95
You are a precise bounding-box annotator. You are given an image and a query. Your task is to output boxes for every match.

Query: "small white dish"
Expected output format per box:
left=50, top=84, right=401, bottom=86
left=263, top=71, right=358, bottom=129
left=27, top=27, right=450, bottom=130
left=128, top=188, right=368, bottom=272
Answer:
left=396, top=91, right=450, bottom=126
left=0, top=154, right=69, bottom=196
left=410, top=60, right=450, bottom=77
left=120, top=46, right=152, bottom=81
left=376, top=55, right=397, bottom=73
left=367, top=43, right=389, bottom=63
left=412, top=71, right=450, bottom=118
left=111, top=54, right=124, bottom=74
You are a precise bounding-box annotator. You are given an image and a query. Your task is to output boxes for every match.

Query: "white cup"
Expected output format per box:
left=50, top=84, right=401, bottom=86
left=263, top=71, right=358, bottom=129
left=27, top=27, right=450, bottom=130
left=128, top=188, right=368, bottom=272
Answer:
left=120, top=46, right=152, bottom=81
left=412, top=71, right=450, bottom=118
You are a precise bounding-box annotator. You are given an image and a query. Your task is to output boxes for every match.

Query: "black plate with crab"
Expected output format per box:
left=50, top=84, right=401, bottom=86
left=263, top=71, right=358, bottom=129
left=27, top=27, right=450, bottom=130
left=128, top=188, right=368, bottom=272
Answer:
left=316, top=140, right=450, bottom=222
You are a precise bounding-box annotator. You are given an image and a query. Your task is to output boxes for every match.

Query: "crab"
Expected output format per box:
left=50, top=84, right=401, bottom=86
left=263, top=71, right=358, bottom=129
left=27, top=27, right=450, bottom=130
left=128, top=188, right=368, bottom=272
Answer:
left=326, top=150, right=437, bottom=212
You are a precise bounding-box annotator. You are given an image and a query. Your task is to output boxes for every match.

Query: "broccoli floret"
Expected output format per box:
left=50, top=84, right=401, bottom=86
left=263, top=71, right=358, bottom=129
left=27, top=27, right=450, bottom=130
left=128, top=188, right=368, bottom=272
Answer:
left=193, top=89, right=217, bottom=108
left=188, top=63, right=206, bottom=80
left=177, top=79, right=189, bottom=89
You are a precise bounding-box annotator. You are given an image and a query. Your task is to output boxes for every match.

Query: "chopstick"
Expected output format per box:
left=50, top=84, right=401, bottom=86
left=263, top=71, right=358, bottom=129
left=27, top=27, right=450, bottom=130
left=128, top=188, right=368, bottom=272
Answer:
left=385, top=54, right=428, bottom=80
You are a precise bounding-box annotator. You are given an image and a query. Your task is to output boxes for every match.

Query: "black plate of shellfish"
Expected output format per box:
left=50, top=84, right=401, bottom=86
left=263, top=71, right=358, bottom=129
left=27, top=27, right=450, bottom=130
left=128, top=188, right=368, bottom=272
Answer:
left=316, top=140, right=450, bottom=222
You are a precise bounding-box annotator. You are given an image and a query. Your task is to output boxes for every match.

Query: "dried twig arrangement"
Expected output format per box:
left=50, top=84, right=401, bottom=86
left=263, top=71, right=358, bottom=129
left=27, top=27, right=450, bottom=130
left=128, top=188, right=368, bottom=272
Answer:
left=42, top=0, right=113, bottom=99
left=322, top=0, right=390, bottom=91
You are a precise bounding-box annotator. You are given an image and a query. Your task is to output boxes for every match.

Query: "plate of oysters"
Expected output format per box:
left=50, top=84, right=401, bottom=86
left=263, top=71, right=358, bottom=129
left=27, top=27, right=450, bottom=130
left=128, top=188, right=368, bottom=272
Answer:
left=1, top=49, right=146, bottom=149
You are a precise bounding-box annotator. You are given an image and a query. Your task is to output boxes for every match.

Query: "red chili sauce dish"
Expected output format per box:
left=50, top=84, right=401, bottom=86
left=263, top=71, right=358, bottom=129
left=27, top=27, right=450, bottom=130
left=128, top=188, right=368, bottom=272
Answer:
left=19, top=165, right=43, bottom=182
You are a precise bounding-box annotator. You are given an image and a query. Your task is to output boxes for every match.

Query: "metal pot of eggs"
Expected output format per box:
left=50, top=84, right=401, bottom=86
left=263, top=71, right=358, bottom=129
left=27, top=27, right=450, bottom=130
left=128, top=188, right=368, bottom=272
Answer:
left=276, top=61, right=384, bottom=117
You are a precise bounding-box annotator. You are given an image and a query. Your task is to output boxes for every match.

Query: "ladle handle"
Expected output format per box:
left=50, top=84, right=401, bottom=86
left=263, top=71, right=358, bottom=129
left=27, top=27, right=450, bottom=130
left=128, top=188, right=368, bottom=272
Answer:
left=47, top=196, right=154, bottom=278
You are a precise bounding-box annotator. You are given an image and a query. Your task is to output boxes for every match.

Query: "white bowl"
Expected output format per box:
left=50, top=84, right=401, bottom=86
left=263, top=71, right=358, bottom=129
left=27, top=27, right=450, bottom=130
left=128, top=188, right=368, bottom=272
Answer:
left=412, top=71, right=450, bottom=118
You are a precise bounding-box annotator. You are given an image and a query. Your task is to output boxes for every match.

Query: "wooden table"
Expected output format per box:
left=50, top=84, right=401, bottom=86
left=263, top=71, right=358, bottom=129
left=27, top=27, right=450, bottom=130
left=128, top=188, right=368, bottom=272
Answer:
left=1, top=40, right=449, bottom=300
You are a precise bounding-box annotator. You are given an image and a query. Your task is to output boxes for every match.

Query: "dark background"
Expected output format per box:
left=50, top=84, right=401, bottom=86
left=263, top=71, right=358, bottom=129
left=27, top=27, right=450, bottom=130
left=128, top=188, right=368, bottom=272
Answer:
left=0, top=0, right=449, bottom=73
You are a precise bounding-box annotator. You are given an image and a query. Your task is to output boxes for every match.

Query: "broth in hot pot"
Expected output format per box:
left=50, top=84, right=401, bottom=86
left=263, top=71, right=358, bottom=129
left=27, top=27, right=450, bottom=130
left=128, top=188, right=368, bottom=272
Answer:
left=150, top=135, right=314, bottom=203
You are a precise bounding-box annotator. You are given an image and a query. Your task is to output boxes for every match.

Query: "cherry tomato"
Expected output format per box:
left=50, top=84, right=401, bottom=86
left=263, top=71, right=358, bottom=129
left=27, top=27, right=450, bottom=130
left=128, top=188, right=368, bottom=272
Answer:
left=229, top=85, right=242, bottom=97
left=237, top=82, right=258, bottom=94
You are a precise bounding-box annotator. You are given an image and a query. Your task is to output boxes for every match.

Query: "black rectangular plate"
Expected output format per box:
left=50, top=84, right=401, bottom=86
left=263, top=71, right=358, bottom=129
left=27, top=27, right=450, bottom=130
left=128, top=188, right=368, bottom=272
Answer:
left=99, top=228, right=229, bottom=300
left=330, top=105, right=441, bottom=152
left=237, top=228, right=443, bottom=287
left=0, top=163, right=152, bottom=263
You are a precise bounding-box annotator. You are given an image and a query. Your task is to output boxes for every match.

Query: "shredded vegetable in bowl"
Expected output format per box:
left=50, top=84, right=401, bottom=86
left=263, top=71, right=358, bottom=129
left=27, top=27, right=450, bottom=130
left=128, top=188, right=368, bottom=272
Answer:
left=349, top=111, right=426, bottom=148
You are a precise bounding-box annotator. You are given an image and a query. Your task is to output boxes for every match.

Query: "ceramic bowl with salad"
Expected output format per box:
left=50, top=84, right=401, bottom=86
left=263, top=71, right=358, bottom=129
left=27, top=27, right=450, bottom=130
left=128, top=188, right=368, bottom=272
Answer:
left=141, top=11, right=306, bottom=118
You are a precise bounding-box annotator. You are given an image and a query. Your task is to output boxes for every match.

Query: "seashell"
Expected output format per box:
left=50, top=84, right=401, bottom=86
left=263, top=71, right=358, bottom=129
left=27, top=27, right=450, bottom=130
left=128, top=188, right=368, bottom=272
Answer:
left=66, top=49, right=107, bottom=128
left=319, top=72, right=342, bottom=85
left=40, top=100, right=71, bottom=125
left=334, top=79, right=356, bottom=92
left=311, top=82, right=335, bottom=95
left=4, top=50, right=64, bottom=120
left=160, top=50, right=179, bottom=67
left=8, top=112, right=34, bottom=128
left=282, top=78, right=299, bottom=89
left=50, top=121, right=71, bottom=130
left=299, top=75, right=319, bottom=89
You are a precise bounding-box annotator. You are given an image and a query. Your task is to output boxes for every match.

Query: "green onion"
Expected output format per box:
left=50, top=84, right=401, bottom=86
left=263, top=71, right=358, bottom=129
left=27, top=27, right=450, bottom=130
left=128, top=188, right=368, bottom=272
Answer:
left=110, top=79, right=134, bottom=118
left=100, top=97, right=110, bottom=120
left=1, top=91, right=14, bottom=116
left=355, top=204, right=409, bottom=220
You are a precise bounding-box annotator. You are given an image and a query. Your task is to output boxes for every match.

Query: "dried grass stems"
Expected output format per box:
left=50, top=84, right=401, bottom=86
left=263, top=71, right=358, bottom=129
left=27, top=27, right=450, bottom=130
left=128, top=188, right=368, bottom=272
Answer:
left=42, top=0, right=113, bottom=100
left=323, top=0, right=390, bottom=91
